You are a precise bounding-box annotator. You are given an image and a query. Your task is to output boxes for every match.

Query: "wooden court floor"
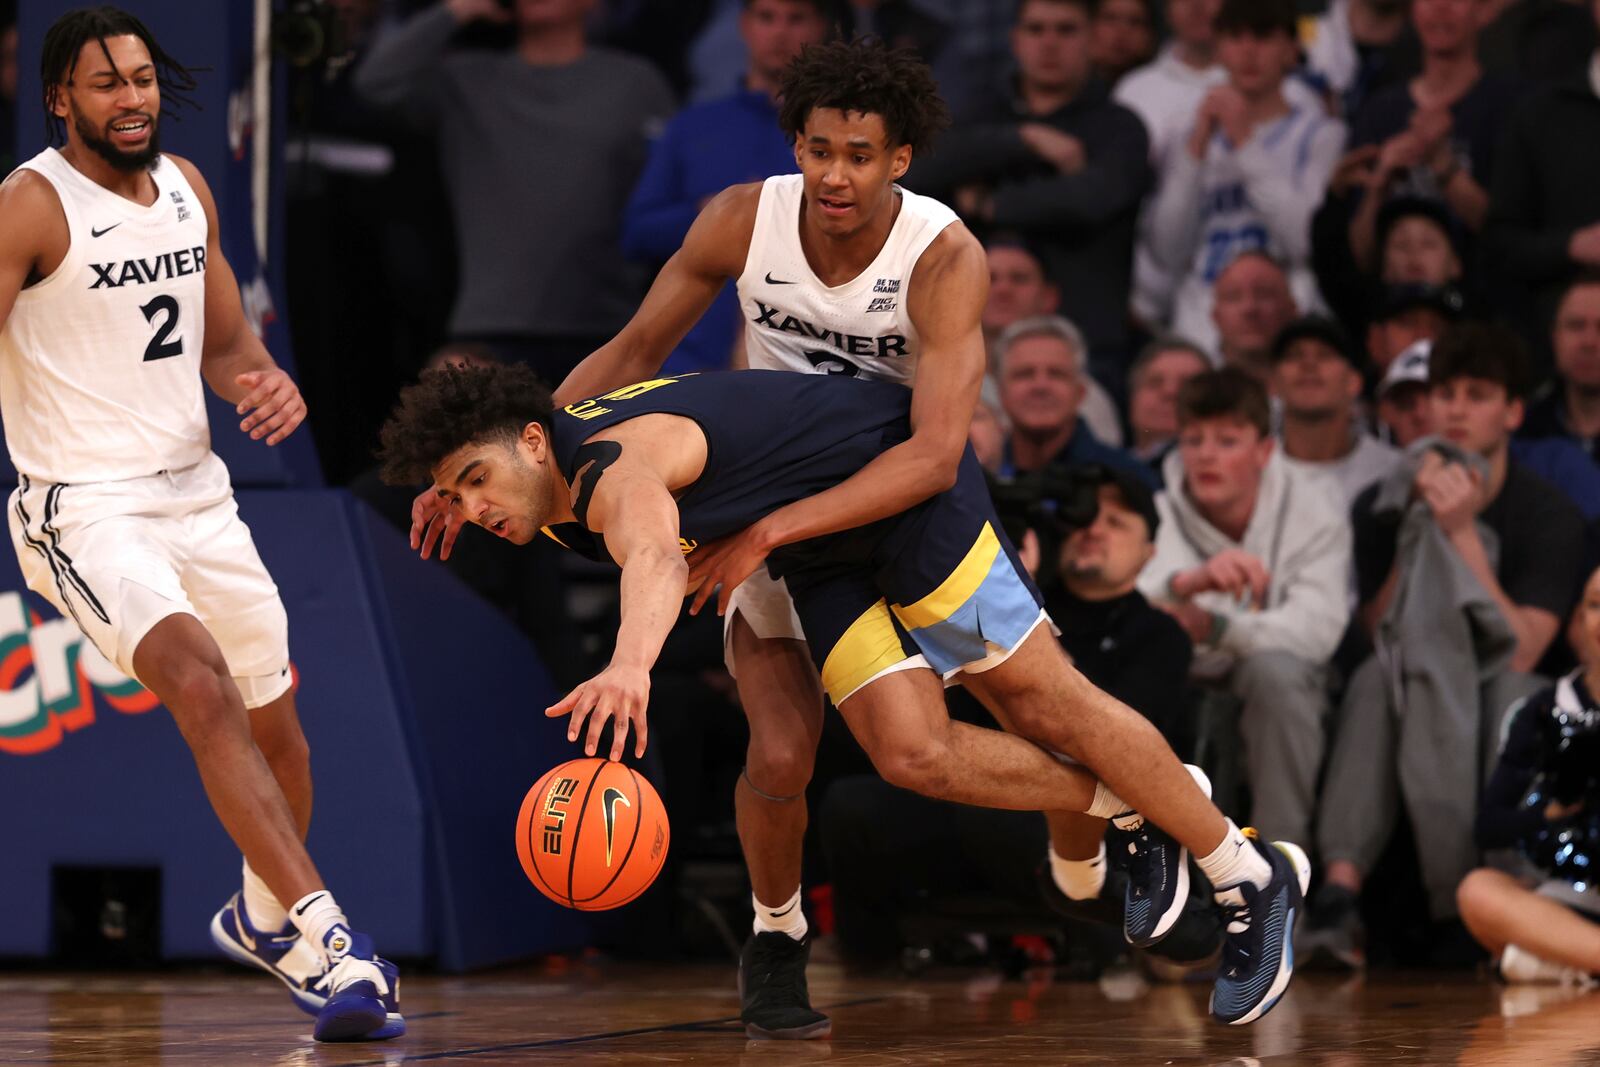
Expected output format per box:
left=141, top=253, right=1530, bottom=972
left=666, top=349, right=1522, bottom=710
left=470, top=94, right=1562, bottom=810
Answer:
left=3, top=962, right=1599, bottom=1065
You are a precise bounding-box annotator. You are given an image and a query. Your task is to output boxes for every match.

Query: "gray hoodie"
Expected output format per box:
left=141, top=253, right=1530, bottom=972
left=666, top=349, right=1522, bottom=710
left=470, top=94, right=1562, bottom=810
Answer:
left=1139, top=447, right=1352, bottom=675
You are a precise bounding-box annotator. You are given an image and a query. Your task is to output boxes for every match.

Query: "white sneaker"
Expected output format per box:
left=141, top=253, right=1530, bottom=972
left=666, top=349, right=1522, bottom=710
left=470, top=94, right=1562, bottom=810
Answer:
left=1500, top=944, right=1598, bottom=987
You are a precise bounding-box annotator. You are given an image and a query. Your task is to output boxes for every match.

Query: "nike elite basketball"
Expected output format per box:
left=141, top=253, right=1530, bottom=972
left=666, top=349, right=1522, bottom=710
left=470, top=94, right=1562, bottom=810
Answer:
left=515, top=758, right=671, bottom=911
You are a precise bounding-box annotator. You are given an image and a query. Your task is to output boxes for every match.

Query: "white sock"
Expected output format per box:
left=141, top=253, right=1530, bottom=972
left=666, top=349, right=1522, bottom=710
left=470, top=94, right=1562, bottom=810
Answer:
left=1084, top=780, right=1127, bottom=820
left=1050, top=840, right=1107, bottom=901
left=1195, top=822, right=1272, bottom=891
left=287, top=890, right=350, bottom=960
left=241, top=861, right=289, bottom=932
left=752, top=888, right=808, bottom=941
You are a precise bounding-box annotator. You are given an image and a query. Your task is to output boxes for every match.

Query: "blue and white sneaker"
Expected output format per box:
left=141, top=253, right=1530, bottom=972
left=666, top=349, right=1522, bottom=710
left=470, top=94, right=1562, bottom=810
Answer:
left=310, top=925, right=406, bottom=1042
left=210, top=892, right=326, bottom=1015
left=1110, top=764, right=1211, bottom=948
left=1209, top=832, right=1312, bottom=1026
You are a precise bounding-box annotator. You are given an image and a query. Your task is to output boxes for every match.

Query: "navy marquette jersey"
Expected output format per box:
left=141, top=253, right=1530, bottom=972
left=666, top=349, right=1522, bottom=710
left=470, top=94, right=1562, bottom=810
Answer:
left=544, top=370, right=911, bottom=562
left=546, top=368, right=1049, bottom=708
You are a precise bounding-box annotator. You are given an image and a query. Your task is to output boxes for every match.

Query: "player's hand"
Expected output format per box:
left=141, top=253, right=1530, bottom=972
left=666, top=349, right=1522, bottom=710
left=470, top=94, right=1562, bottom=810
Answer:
left=410, top=486, right=467, bottom=561
left=545, top=663, right=651, bottom=761
left=235, top=369, right=306, bottom=446
left=686, top=524, right=772, bottom=617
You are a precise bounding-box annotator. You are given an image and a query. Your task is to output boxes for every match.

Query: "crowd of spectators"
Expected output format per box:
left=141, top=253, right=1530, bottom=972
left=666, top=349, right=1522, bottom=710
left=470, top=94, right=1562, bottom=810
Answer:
left=292, top=0, right=1600, bottom=976
left=3, top=0, right=1592, bottom=977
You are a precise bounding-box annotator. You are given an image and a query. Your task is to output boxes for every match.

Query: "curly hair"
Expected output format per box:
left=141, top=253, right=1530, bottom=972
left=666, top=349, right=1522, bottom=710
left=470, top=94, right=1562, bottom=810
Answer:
left=778, top=38, right=950, bottom=152
left=378, top=364, right=554, bottom=486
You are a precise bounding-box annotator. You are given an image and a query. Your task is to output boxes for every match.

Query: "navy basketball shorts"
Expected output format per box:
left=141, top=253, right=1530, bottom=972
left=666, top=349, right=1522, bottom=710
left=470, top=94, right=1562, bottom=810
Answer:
left=777, top=448, right=1055, bottom=707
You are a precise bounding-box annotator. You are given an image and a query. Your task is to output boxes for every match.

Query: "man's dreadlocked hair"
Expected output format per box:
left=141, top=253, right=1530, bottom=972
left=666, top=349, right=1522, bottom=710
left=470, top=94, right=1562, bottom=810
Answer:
left=778, top=38, right=950, bottom=153
left=378, top=363, right=556, bottom=486
left=41, top=6, right=201, bottom=146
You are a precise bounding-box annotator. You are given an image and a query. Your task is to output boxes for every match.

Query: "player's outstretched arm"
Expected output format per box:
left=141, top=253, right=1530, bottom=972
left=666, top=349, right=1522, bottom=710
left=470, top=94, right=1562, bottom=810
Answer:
left=544, top=450, right=690, bottom=762
left=552, top=184, right=759, bottom=406
left=687, top=225, right=989, bottom=616
left=0, top=170, right=66, bottom=340
left=174, top=156, right=306, bottom=446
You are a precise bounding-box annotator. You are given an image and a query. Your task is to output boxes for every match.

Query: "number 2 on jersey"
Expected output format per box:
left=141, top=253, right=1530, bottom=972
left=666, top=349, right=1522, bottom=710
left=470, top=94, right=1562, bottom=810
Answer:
left=140, top=295, right=184, bottom=362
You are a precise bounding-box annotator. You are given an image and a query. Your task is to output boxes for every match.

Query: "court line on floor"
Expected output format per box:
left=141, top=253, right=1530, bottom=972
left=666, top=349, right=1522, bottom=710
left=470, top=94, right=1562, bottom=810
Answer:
left=339, top=997, right=890, bottom=1065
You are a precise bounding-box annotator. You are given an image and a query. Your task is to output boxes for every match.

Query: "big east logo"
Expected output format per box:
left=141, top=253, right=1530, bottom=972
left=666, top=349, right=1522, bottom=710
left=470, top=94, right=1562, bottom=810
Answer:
left=0, top=591, right=159, bottom=755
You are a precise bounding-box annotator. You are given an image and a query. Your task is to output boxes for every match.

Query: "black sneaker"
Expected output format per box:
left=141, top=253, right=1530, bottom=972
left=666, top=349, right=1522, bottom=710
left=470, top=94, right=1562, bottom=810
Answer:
left=1037, top=861, right=1128, bottom=929
left=1144, top=895, right=1224, bottom=965
left=1111, top=764, right=1212, bottom=948
left=1298, top=882, right=1366, bottom=970
left=738, top=932, right=832, bottom=1040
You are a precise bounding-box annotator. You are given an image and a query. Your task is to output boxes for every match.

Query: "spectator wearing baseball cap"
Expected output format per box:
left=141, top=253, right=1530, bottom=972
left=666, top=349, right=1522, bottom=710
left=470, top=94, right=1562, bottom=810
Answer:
left=1271, top=315, right=1400, bottom=506
left=1048, top=464, right=1193, bottom=743
left=1367, top=281, right=1467, bottom=375
left=1376, top=338, right=1435, bottom=447
left=1377, top=197, right=1465, bottom=289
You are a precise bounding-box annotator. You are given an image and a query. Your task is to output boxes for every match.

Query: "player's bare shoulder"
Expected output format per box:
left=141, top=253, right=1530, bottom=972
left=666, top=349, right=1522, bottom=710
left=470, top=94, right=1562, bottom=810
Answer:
left=906, top=220, right=988, bottom=321
left=0, top=168, right=70, bottom=277
left=682, top=182, right=764, bottom=280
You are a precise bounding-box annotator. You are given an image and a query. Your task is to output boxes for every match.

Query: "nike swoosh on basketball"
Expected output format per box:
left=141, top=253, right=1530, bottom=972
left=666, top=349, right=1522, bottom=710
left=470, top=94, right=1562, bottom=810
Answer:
left=294, top=891, right=327, bottom=917
left=90, top=223, right=122, bottom=238
left=765, top=272, right=795, bottom=285
left=602, top=787, right=632, bottom=867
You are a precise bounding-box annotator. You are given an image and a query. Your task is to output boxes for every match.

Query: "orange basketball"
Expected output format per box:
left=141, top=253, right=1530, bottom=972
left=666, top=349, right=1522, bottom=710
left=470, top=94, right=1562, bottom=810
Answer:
left=515, top=757, right=671, bottom=911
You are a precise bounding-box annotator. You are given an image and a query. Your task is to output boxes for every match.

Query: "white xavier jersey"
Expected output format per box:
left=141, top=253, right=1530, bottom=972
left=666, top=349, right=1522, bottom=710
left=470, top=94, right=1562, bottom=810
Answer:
left=0, top=150, right=210, bottom=484
left=736, top=174, right=958, bottom=383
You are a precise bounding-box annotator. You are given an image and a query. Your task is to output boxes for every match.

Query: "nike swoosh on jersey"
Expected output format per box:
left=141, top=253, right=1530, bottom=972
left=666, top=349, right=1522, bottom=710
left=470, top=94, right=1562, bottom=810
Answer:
left=90, top=223, right=122, bottom=238
left=764, top=272, right=795, bottom=284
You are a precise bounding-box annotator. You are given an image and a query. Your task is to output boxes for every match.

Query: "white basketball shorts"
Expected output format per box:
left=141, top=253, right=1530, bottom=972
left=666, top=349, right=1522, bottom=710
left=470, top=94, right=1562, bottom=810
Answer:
left=7, top=452, right=292, bottom=709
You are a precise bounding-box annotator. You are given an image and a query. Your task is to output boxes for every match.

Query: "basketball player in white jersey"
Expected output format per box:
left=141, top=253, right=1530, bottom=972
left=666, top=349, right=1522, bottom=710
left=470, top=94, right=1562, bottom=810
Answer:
left=0, top=9, right=399, bottom=1042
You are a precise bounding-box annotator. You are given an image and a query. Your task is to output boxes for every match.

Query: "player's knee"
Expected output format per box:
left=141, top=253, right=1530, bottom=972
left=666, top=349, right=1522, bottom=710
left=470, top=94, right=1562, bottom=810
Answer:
left=1455, top=869, right=1504, bottom=924
left=163, top=662, right=240, bottom=739
left=746, top=736, right=814, bottom=797
left=867, top=734, right=950, bottom=796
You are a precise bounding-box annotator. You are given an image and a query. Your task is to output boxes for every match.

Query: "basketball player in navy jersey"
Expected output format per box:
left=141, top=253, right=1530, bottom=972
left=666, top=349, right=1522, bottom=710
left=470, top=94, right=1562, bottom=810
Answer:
left=383, top=363, right=1312, bottom=1029
left=0, top=8, right=398, bottom=1042
left=409, top=38, right=1249, bottom=1036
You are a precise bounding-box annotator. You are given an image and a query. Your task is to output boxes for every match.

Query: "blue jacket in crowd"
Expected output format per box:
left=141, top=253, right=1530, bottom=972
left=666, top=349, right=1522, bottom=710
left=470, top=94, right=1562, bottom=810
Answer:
left=621, top=86, right=799, bottom=374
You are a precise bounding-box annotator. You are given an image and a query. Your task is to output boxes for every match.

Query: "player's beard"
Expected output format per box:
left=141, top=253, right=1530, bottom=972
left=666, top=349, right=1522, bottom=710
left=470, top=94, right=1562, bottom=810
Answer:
left=75, top=110, right=161, bottom=173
